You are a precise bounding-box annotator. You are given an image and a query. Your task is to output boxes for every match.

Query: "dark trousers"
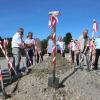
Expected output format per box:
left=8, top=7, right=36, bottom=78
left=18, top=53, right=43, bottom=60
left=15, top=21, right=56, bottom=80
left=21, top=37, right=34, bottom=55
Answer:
left=48, top=53, right=51, bottom=56
left=71, top=51, right=74, bottom=63
left=95, top=49, right=100, bottom=69
left=25, top=49, right=33, bottom=67
left=76, top=53, right=79, bottom=65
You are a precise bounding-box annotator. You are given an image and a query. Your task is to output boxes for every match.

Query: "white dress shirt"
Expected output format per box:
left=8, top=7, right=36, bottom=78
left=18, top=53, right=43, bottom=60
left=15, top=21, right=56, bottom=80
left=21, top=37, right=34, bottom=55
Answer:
left=12, top=32, right=24, bottom=48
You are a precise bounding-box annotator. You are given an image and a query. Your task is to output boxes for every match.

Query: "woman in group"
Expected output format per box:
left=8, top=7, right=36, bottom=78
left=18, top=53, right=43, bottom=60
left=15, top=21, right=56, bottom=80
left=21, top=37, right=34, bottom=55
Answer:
left=68, top=39, right=76, bottom=64
left=25, top=32, right=35, bottom=67
left=57, top=36, right=65, bottom=57
left=47, top=35, right=54, bottom=56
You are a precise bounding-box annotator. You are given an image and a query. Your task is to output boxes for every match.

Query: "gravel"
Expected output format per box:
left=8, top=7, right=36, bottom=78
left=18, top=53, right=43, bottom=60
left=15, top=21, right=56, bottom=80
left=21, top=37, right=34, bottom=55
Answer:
left=0, top=54, right=100, bottom=100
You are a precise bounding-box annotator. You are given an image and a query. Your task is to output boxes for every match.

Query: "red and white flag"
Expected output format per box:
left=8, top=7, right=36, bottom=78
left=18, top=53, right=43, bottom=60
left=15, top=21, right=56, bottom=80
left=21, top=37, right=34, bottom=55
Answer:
left=52, top=46, right=56, bottom=53
left=0, top=66, right=3, bottom=80
left=52, top=57, right=56, bottom=65
left=48, top=15, right=58, bottom=28
left=3, top=39, right=8, bottom=48
left=93, top=19, right=98, bottom=33
left=51, top=33, right=56, bottom=40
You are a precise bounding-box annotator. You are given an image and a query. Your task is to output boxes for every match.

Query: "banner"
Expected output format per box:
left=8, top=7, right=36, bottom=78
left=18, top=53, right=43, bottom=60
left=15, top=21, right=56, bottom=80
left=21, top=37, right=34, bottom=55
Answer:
left=48, top=15, right=58, bottom=28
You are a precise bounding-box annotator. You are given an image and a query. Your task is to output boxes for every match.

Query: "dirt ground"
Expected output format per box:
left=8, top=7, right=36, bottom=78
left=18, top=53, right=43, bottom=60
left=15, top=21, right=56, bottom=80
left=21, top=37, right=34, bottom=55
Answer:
left=0, top=54, right=100, bottom=100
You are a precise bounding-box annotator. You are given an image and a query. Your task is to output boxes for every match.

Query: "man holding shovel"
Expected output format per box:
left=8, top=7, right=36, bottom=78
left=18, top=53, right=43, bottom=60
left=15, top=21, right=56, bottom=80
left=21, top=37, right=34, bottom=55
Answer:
left=12, top=28, right=25, bottom=74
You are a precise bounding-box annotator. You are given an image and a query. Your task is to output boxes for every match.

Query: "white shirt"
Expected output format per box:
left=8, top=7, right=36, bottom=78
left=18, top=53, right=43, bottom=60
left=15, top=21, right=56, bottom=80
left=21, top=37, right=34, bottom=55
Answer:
left=25, top=38, right=35, bottom=45
left=12, top=32, right=24, bottom=48
left=25, top=38, right=35, bottom=49
left=57, top=41, right=65, bottom=51
left=71, top=41, right=76, bottom=51
left=47, top=39, right=54, bottom=53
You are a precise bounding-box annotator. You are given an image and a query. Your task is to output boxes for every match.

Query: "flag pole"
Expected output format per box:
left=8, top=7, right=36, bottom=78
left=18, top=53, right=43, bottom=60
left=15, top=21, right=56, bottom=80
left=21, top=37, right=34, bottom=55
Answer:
left=92, top=19, right=98, bottom=38
left=89, top=19, right=98, bottom=70
left=48, top=11, right=60, bottom=88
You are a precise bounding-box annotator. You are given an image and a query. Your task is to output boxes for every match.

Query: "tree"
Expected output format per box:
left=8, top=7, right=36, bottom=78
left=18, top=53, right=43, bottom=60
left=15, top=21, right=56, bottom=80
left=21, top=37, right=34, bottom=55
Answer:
left=41, top=35, right=50, bottom=54
left=0, top=36, right=3, bottom=41
left=63, top=32, right=72, bottom=53
left=63, top=32, right=72, bottom=45
left=41, top=39, right=48, bottom=50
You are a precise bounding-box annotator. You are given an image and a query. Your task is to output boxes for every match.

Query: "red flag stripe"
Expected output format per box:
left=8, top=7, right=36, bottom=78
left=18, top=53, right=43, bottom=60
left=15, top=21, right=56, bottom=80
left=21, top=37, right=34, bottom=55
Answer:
left=8, top=61, right=13, bottom=68
left=52, top=46, right=56, bottom=53
left=52, top=57, right=56, bottom=65
left=51, top=33, right=56, bottom=41
left=0, top=68, right=3, bottom=80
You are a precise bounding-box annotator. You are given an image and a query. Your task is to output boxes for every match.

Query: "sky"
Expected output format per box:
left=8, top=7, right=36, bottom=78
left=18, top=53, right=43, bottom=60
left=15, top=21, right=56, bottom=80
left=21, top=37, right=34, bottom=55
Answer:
left=0, top=0, right=100, bottom=40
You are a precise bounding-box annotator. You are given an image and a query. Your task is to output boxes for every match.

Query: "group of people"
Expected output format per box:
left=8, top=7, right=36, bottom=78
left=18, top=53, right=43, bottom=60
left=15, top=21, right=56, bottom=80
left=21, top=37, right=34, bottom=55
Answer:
left=68, top=29, right=100, bottom=70
left=12, top=28, right=43, bottom=74
left=47, top=35, right=65, bottom=57
left=0, top=27, right=66, bottom=76
left=0, top=27, right=100, bottom=75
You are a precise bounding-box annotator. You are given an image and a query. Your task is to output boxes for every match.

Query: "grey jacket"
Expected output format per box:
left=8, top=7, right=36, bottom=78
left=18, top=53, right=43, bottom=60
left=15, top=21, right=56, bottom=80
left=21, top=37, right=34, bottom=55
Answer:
left=78, top=35, right=89, bottom=52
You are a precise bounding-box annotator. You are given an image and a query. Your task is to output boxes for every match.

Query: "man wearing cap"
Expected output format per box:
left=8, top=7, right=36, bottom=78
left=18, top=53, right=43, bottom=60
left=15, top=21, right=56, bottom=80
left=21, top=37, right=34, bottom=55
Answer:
left=78, top=29, right=89, bottom=52
left=12, top=28, right=25, bottom=74
left=78, top=29, right=90, bottom=69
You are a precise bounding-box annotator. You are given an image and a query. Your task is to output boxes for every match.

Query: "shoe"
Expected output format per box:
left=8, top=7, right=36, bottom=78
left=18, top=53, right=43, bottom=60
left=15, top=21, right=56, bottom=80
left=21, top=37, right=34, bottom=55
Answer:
left=90, top=66, right=94, bottom=71
left=79, top=67, right=83, bottom=71
left=92, top=67, right=98, bottom=70
left=21, top=71, right=27, bottom=76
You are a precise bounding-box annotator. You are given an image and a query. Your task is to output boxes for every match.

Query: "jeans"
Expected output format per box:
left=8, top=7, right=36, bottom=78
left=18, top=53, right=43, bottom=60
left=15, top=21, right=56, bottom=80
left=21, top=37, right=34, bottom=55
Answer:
left=12, top=48, right=23, bottom=73
left=79, top=51, right=89, bottom=69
